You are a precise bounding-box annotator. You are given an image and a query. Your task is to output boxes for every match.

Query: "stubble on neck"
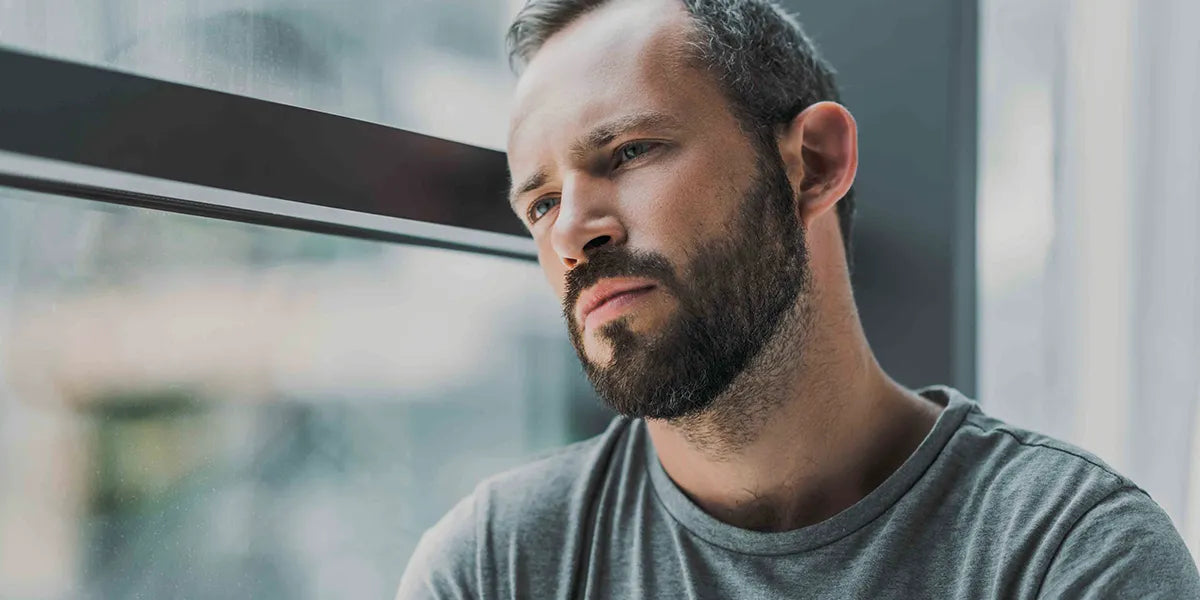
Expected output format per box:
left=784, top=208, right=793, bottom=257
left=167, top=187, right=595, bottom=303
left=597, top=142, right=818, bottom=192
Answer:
left=655, top=284, right=825, bottom=461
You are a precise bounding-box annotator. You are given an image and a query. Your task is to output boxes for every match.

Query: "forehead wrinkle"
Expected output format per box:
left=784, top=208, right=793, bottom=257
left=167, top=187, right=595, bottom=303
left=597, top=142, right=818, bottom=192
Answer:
left=509, top=110, right=682, bottom=208
left=506, top=3, right=699, bottom=211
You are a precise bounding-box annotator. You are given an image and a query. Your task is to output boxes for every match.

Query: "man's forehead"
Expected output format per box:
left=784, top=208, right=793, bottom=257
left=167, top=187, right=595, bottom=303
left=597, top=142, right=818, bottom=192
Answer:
left=507, top=0, right=695, bottom=152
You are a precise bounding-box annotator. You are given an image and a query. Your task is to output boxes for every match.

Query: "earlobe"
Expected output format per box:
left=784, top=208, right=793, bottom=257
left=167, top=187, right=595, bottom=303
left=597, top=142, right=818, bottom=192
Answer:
left=777, top=101, right=858, bottom=227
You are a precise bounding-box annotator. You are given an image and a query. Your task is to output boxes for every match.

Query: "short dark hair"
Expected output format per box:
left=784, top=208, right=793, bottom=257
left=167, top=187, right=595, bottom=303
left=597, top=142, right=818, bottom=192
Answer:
left=507, top=0, right=856, bottom=264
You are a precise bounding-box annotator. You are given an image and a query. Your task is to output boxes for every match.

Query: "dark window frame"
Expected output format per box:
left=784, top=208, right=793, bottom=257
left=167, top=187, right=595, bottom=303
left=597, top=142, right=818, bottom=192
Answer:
left=0, top=48, right=535, bottom=261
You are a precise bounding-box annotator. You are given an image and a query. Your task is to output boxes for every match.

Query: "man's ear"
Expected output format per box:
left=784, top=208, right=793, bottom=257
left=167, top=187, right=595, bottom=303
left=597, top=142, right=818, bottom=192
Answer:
left=777, top=101, right=858, bottom=228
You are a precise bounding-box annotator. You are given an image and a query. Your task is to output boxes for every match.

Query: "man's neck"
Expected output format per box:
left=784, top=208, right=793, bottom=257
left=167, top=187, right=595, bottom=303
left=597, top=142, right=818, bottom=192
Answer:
left=644, top=299, right=942, bottom=532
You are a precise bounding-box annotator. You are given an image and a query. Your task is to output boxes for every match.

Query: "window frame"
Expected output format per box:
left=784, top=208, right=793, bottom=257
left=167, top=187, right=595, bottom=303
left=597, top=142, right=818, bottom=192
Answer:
left=0, top=48, right=535, bottom=261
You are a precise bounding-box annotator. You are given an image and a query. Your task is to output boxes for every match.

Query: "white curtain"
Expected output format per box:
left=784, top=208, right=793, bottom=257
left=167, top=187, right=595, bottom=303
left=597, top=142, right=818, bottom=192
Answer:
left=979, top=0, right=1200, bottom=557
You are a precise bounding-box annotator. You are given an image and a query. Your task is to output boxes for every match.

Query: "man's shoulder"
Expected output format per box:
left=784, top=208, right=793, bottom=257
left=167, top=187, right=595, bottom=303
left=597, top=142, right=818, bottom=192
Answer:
left=397, top=416, right=635, bottom=598
left=923, top=393, right=1198, bottom=595
left=927, top=391, right=1146, bottom=544
left=474, top=415, right=635, bottom=519
left=949, top=399, right=1135, bottom=496
left=958, top=405, right=1200, bottom=595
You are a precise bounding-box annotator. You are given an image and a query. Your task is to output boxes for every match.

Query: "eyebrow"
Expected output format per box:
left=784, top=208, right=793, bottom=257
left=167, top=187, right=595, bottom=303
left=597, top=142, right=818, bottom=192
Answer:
left=509, top=168, right=549, bottom=210
left=568, top=111, right=680, bottom=162
left=508, top=110, right=681, bottom=209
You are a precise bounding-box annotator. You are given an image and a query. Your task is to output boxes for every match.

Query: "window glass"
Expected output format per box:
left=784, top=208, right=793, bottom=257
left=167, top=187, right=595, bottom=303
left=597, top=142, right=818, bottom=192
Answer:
left=0, top=0, right=525, bottom=149
left=0, top=187, right=610, bottom=598
left=978, top=0, right=1200, bottom=550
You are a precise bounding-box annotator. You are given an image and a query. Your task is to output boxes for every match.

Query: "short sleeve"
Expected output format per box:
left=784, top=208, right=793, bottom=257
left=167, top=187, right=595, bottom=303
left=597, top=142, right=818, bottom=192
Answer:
left=1038, top=486, right=1200, bottom=599
left=396, top=493, right=480, bottom=600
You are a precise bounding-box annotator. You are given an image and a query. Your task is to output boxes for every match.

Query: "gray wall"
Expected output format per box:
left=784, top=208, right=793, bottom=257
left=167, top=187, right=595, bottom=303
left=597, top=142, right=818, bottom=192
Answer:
left=785, top=0, right=978, bottom=394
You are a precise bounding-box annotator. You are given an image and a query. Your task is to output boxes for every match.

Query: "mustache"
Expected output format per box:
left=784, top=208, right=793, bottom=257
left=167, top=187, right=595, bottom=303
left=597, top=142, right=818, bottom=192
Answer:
left=562, top=246, right=680, bottom=321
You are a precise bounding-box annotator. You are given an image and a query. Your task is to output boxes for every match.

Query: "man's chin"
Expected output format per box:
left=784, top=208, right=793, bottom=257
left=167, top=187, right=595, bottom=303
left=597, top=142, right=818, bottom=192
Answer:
left=580, top=340, right=614, bottom=368
left=579, top=318, right=640, bottom=365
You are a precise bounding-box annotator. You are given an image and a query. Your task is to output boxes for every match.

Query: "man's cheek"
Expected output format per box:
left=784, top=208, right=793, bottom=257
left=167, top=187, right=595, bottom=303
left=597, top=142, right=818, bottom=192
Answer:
left=537, top=248, right=565, bottom=294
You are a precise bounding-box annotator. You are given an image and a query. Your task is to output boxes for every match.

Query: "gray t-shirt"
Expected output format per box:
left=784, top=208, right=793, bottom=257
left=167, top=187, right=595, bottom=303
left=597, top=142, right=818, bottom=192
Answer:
left=397, top=387, right=1200, bottom=599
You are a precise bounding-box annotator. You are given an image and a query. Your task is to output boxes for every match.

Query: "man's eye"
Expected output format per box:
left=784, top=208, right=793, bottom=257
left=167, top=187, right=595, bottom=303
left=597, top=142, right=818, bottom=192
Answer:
left=614, top=141, right=657, bottom=168
left=528, top=196, right=559, bottom=223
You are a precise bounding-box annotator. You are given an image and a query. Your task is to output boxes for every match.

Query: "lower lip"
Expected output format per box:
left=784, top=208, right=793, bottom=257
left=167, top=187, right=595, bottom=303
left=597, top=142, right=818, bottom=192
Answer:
left=584, top=287, right=656, bottom=330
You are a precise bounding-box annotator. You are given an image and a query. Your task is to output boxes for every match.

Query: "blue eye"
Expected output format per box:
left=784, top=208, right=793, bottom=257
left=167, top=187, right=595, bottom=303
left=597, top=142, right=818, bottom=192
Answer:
left=528, top=196, right=559, bottom=223
left=614, top=141, right=657, bottom=167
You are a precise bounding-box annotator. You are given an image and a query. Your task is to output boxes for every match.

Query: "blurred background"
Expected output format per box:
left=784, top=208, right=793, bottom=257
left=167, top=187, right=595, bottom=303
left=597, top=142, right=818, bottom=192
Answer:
left=0, top=0, right=1196, bottom=598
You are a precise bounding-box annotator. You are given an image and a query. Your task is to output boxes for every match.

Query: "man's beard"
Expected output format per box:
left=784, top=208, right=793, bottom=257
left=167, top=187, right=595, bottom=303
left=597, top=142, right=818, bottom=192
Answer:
left=563, top=149, right=811, bottom=420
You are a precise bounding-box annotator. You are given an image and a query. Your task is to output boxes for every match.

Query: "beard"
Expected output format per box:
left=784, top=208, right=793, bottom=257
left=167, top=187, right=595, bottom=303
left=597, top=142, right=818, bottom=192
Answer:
left=562, top=148, right=811, bottom=420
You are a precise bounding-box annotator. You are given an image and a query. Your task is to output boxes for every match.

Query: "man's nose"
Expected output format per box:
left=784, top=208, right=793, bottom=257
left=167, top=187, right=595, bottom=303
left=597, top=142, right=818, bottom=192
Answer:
left=549, top=176, right=625, bottom=269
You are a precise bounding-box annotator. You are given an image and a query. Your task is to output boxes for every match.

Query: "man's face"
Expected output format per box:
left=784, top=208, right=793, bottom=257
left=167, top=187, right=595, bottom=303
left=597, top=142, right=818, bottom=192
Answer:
left=507, top=0, right=810, bottom=419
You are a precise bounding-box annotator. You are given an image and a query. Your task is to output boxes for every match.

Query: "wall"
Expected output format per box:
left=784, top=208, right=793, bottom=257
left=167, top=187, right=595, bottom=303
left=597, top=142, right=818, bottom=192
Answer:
left=785, top=0, right=979, bottom=393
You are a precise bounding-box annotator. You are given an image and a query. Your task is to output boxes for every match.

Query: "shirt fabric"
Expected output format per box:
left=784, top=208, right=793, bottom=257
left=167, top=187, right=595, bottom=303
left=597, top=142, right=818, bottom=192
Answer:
left=397, top=386, right=1200, bottom=599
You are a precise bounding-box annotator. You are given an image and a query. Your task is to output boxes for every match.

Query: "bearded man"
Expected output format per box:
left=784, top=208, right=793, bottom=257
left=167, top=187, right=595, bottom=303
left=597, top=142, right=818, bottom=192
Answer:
left=398, top=0, right=1200, bottom=597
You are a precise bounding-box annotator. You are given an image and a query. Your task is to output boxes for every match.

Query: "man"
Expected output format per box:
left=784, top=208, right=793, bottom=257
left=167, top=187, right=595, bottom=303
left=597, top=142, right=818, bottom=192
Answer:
left=398, top=0, right=1200, bottom=597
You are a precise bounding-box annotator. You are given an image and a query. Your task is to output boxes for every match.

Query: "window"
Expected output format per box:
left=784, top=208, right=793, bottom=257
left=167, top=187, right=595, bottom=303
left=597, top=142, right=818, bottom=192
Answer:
left=0, top=18, right=610, bottom=596
left=0, top=179, right=610, bottom=599
left=978, top=0, right=1200, bottom=556
left=0, top=0, right=526, bottom=149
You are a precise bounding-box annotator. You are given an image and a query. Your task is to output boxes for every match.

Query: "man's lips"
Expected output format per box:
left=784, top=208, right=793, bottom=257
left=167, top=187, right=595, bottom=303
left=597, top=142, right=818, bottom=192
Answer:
left=576, top=278, right=659, bottom=327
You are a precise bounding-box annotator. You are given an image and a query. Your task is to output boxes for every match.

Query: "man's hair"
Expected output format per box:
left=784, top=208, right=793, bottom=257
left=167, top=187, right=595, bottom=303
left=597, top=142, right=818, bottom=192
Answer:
left=507, top=0, right=856, bottom=264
